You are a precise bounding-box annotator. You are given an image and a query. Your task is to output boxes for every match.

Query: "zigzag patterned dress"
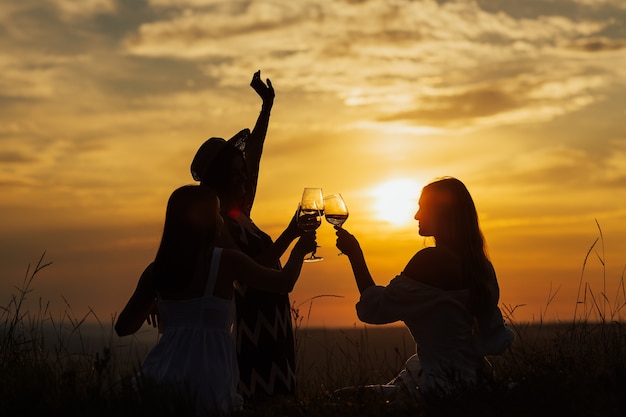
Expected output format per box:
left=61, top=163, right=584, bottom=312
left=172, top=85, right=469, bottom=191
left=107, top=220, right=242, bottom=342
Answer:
left=225, top=216, right=297, bottom=400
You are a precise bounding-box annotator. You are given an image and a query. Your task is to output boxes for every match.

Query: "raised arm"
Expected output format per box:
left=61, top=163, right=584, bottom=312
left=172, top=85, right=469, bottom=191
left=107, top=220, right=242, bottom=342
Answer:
left=242, top=70, right=274, bottom=213
left=335, top=226, right=376, bottom=294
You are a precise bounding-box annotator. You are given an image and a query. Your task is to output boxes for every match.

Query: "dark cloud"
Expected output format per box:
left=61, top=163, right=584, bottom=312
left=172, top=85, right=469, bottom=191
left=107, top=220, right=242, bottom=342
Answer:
left=0, top=151, right=38, bottom=163
left=0, top=178, right=35, bottom=188
left=477, top=0, right=585, bottom=19
left=379, top=87, right=520, bottom=125
left=0, top=1, right=157, bottom=51
left=475, top=0, right=600, bottom=20
left=476, top=0, right=626, bottom=40
left=0, top=1, right=208, bottom=102
left=3, top=4, right=99, bottom=54
left=567, top=37, right=626, bottom=52
left=90, top=55, right=223, bottom=104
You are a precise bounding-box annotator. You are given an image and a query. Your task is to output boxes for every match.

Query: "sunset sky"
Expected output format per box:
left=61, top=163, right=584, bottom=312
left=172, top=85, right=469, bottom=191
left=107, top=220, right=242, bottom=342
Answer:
left=2, top=0, right=626, bottom=328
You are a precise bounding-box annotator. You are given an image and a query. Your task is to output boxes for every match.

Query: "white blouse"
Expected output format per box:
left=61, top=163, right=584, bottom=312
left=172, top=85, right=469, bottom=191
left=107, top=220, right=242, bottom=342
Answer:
left=356, top=273, right=514, bottom=393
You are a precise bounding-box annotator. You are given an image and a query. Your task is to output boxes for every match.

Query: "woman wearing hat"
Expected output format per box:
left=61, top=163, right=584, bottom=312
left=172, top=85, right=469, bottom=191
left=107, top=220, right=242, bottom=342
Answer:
left=191, top=71, right=302, bottom=401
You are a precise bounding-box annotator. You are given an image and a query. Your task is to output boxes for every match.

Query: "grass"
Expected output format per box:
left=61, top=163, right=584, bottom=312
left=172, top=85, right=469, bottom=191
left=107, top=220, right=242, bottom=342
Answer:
left=1, top=224, right=625, bottom=416
left=0, top=253, right=141, bottom=416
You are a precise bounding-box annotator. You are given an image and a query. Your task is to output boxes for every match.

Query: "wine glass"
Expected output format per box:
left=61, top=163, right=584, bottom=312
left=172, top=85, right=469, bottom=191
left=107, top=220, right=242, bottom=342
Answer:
left=301, top=188, right=324, bottom=215
left=324, top=194, right=349, bottom=255
left=300, top=188, right=324, bottom=261
left=297, top=200, right=323, bottom=262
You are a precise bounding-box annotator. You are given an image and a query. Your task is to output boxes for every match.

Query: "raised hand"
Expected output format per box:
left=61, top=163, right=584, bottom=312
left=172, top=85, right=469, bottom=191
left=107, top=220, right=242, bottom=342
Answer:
left=250, top=70, right=275, bottom=107
left=146, top=302, right=161, bottom=331
left=295, top=231, right=317, bottom=258
left=286, top=208, right=303, bottom=239
left=334, top=226, right=362, bottom=258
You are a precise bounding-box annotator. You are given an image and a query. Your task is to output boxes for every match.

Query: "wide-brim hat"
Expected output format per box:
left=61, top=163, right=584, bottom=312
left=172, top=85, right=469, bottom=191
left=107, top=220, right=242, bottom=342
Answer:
left=190, top=128, right=250, bottom=182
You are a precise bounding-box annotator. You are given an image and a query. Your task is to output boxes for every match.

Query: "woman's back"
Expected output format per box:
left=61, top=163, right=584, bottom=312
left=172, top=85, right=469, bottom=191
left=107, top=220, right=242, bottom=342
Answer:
left=142, top=248, right=243, bottom=414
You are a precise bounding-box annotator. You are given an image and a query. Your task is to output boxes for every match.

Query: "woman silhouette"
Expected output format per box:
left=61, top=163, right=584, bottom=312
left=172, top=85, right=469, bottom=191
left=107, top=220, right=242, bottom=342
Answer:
left=190, top=70, right=302, bottom=401
left=334, top=177, right=514, bottom=401
left=115, top=185, right=315, bottom=415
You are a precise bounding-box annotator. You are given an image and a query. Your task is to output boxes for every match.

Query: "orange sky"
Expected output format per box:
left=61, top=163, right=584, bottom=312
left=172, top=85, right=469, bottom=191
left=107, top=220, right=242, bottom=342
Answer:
left=1, top=0, right=626, bottom=328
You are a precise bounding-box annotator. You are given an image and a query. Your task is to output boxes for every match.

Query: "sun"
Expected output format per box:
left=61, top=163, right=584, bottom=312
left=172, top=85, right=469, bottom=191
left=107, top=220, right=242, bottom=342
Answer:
left=371, top=178, right=422, bottom=226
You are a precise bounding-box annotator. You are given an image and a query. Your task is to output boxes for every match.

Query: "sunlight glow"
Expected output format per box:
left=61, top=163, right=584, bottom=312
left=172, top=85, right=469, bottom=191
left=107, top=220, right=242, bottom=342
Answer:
left=371, top=178, right=422, bottom=226
left=351, top=120, right=446, bottom=136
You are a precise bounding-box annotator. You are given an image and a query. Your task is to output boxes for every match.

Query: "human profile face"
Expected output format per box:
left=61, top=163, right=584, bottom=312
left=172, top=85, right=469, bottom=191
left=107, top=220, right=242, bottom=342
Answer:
left=414, top=193, right=436, bottom=237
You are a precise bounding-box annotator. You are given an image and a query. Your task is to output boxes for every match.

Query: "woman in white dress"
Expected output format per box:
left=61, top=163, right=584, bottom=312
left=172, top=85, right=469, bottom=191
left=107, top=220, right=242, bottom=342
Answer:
left=333, top=177, right=514, bottom=401
left=115, top=185, right=316, bottom=415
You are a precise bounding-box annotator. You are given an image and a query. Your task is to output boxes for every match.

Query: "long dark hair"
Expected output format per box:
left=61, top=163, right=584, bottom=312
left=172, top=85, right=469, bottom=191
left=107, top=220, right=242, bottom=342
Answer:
left=422, top=177, right=494, bottom=316
left=153, top=185, right=220, bottom=293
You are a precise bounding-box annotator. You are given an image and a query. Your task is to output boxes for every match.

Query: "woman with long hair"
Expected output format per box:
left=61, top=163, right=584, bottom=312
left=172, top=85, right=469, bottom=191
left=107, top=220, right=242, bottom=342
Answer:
left=334, top=177, right=513, bottom=400
left=115, top=185, right=315, bottom=415
left=132, top=70, right=302, bottom=402
left=190, top=71, right=303, bottom=401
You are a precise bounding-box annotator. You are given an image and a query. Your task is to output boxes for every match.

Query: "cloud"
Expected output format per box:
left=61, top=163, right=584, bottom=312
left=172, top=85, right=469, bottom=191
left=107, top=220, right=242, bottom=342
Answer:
left=0, top=151, right=38, bottom=164
left=603, top=139, right=626, bottom=187
left=488, top=140, right=626, bottom=193
left=376, top=72, right=607, bottom=128
left=124, top=1, right=316, bottom=58
left=0, top=54, right=70, bottom=100
left=48, top=0, right=117, bottom=20
left=572, top=0, right=626, bottom=8
left=1, top=0, right=625, bottom=327
left=0, top=178, right=36, bottom=188
left=379, top=87, right=520, bottom=124
left=1, top=0, right=624, bottom=198
left=118, top=0, right=618, bottom=128
left=566, top=37, right=626, bottom=53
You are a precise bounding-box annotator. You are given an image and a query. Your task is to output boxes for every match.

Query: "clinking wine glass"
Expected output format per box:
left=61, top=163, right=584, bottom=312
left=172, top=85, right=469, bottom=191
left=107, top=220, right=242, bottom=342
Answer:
left=297, top=200, right=323, bottom=262
left=301, top=188, right=324, bottom=214
left=300, top=188, right=324, bottom=261
left=323, top=193, right=349, bottom=255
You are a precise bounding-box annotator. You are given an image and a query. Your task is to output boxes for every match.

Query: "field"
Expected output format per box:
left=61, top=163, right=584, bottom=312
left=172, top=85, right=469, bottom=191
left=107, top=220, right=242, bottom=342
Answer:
left=2, top=247, right=625, bottom=417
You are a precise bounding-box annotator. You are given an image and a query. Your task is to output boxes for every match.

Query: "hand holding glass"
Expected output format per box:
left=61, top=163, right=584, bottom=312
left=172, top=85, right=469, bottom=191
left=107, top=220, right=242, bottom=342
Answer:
left=324, top=193, right=349, bottom=255
left=297, top=200, right=323, bottom=262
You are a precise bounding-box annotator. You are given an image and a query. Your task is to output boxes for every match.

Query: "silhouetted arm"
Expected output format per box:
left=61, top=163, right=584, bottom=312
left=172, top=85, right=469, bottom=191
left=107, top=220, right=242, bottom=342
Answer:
left=115, top=263, right=158, bottom=337
left=242, top=70, right=274, bottom=214
left=335, top=227, right=375, bottom=294
left=254, top=211, right=301, bottom=267
left=225, top=232, right=316, bottom=293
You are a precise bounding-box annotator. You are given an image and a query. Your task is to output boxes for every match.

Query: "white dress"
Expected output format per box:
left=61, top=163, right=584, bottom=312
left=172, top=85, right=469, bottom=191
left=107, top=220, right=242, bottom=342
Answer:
left=142, top=248, right=243, bottom=415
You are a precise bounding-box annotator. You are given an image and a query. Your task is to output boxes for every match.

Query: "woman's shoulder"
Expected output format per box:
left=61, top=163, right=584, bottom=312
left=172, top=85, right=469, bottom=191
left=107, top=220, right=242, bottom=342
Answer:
left=403, top=246, right=463, bottom=290
left=409, top=246, right=461, bottom=264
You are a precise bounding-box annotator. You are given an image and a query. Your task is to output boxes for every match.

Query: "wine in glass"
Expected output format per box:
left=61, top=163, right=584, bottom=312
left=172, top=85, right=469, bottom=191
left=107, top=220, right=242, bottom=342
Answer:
left=297, top=200, right=323, bottom=262
left=324, top=193, right=349, bottom=227
left=300, top=188, right=324, bottom=261
left=324, top=194, right=349, bottom=255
